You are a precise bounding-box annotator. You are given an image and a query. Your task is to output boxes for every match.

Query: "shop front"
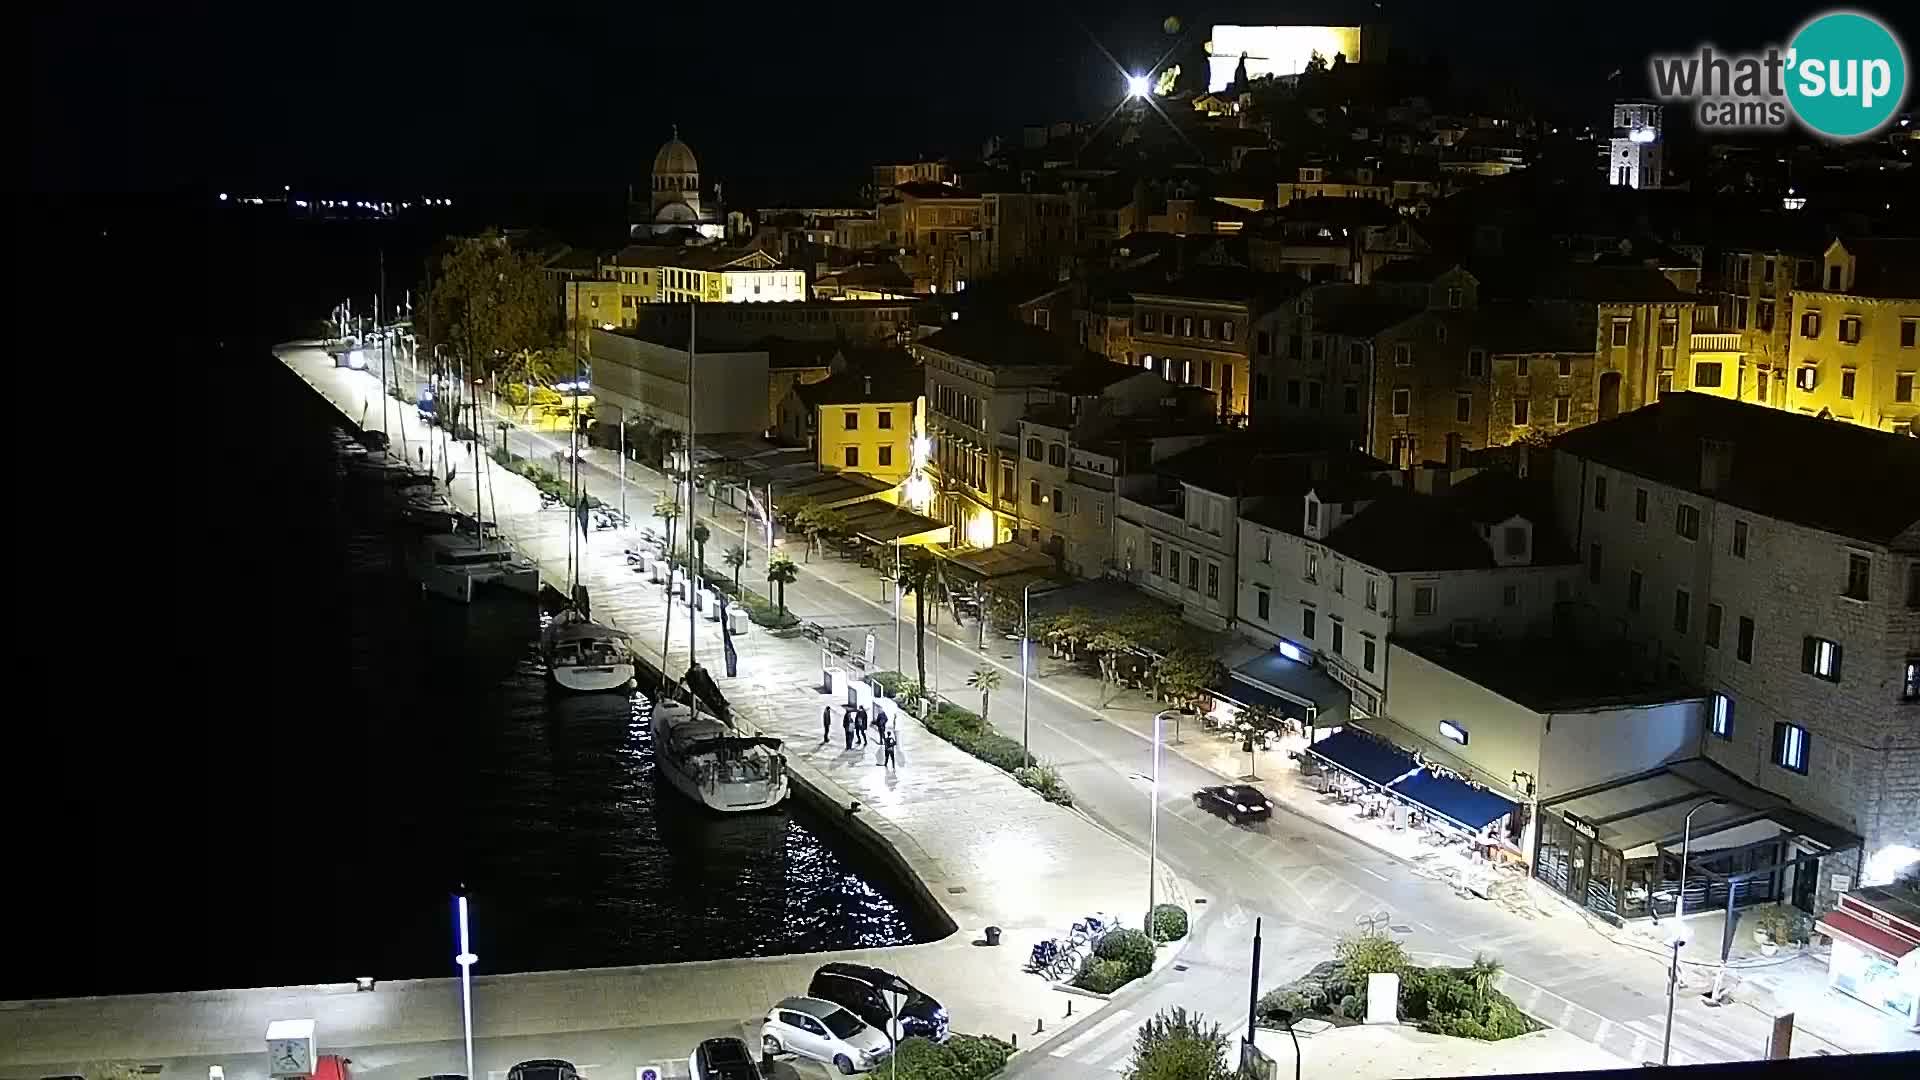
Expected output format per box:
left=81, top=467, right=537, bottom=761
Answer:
left=1534, top=758, right=1862, bottom=945
left=1300, top=728, right=1520, bottom=853
left=1815, top=886, right=1920, bottom=1033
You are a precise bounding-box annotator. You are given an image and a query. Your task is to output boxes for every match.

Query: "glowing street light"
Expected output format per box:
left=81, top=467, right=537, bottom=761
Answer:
left=1126, top=73, right=1151, bottom=98
left=454, top=892, right=478, bottom=1080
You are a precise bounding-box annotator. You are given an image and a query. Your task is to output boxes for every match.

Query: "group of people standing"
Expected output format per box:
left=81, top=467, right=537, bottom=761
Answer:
left=823, top=701, right=898, bottom=767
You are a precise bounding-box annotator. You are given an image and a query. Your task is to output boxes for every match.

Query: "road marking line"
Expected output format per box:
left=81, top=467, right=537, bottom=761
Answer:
left=1354, top=864, right=1389, bottom=882
left=1330, top=891, right=1358, bottom=913
left=1050, top=1008, right=1136, bottom=1057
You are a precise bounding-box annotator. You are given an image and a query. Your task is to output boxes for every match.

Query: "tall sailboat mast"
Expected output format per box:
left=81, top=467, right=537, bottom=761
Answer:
left=685, top=301, right=698, bottom=668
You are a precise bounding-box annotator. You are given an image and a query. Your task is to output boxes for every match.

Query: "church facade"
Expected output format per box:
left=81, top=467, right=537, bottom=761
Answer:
left=632, top=129, right=725, bottom=240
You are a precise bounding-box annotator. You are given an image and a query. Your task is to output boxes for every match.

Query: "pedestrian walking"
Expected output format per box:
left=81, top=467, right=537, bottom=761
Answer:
left=872, top=708, right=890, bottom=744
left=843, top=706, right=856, bottom=750
left=881, top=727, right=898, bottom=769
left=821, top=704, right=833, bottom=745
left=854, top=707, right=869, bottom=748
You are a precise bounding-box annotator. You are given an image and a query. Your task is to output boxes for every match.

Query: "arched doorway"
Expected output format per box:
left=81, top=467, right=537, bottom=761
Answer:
left=1599, top=371, right=1622, bottom=421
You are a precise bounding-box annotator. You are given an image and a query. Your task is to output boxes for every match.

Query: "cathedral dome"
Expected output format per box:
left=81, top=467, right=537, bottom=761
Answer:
left=653, top=134, right=699, bottom=178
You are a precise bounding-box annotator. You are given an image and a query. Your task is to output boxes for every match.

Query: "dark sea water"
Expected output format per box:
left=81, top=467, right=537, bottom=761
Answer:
left=18, top=194, right=931, bottom=999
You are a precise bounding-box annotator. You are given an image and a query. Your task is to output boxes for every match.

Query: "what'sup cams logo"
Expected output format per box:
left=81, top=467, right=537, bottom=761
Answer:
left=1649, top=10, right=1908, bottom=138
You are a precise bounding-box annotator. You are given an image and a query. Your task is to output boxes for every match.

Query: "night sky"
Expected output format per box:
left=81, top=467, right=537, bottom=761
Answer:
left=32, top=1, right=1899, bottom=198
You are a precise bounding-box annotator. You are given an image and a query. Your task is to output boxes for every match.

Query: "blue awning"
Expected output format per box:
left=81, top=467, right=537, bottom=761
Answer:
left=1232, top=651, right=1352, bottom=726
left=1390, top=770, right=1518, bottom=833
left=1304, top=729, right=1420, bottom=789
left=1208, top=675, right=1312, bottom=722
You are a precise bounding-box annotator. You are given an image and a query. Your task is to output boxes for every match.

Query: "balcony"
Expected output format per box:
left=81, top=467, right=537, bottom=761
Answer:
left=1691, top=333, right=1743, bottom=353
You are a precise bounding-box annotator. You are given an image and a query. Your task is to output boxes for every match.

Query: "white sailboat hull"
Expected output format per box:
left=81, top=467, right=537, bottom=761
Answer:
left=549, top=661, right=637, bottom=692
left=650, top=702, right=790, bottom=813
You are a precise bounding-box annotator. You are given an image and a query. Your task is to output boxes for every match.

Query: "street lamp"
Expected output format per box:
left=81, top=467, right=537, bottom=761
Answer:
left=1147, top=709, right=1167, bottom=939
left=1126, top=73, right=1151, bottom=98
left=1020, top=581, right=1037, bottom=767
left=1661, top=797, right=1725, bottom=1065
left=454, top=891, right=478, bottom=1080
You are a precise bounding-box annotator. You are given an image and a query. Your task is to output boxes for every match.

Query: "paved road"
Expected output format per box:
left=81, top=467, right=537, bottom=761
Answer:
left=348, top=362, right=1878, bottom=1074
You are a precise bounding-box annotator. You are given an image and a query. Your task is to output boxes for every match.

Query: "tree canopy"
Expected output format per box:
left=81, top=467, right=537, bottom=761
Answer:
left=422, top=230, right=554, bottom=379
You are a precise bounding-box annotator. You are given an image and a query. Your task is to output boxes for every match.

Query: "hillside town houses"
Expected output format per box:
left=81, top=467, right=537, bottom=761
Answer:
left=538, top=53, right=1915, bottom=950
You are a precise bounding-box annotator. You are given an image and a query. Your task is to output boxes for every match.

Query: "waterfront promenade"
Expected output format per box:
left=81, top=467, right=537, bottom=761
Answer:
left=0, top=346, right=1181, bottom=1076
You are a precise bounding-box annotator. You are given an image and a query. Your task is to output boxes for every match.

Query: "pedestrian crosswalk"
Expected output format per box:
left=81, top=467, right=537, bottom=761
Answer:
left=1496, top=972, right=1766, bottom=1066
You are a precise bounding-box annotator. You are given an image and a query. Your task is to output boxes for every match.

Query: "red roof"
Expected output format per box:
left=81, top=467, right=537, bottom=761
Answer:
left=1816, top=910, right=1918, bottom=962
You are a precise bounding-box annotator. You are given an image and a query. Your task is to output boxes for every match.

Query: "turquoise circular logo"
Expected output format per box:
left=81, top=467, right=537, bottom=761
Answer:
left=1787, top=11, right=1907, bottom=138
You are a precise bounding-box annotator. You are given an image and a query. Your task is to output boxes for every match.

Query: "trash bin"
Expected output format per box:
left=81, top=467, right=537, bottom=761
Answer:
left=985, top=925, right=1002, bottom=946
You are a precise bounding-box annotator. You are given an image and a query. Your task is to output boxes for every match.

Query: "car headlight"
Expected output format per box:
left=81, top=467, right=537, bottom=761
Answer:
left=1235, top=803, right=1249, bottom=812
left=1264, top=800, right=1274, bottom=809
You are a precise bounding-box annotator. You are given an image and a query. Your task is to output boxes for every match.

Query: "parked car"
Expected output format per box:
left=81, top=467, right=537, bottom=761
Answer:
left=1194, top=784, right=1274, bottom=824
left=808, top=961, right=949, bottom=1042
left=506, top=1061, right=579, bottom=1080
left=761, top=995, right=892, bottom=1074
left=689, top=1036, right=762, bottom=1080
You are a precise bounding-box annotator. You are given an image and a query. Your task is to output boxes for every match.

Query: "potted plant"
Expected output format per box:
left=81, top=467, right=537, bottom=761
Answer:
left=1751, top=907, right=1793, bottom=956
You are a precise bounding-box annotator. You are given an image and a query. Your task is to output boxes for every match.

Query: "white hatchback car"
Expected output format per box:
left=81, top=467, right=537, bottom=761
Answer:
left=761, top=995, right=893, bottom=1074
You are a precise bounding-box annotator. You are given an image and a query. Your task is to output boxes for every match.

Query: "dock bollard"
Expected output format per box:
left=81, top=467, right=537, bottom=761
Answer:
left=1066, top=999, right=1073, bottom=1017
left=1035, top=1017, right=1044, bottom=1034
left=1011, top=1033, right=1018, bottom=1050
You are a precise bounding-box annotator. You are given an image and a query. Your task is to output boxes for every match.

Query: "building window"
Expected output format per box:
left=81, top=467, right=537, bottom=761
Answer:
left=1206, top=562, right=1219, bottom=600
left=1365, top=578, right=1379, bottom=612
left=1187, top=555, right=1200, bottom=590
left=1447, top=287, right=1463, bottom=308
left=1438, top=720, right=1469, bottom=745
left=878, top=445, right=893, bottom=467
left=1676, top=504, right=1700, bottom=541
left=1555, top=395, right=1570, bottom=423
left=1468, top=349, right=1487, bottom=376
left=1513, top=398, right=1530, bottom=425
left=1773, top=722, right=1809, bottom=774
left=1796, top=366, right=1817, bottom=391
left=1594, top=475, right=1608, bottom=511
left=1000, top=464, right=1014, bottom=499
left=1502, top=583, right=1519, bottom=607
left=1456, top=394, right=1472, bottom=422
left=1673, top=589, right=1691, bottom=634
left=1634, top=488, right=1648, bottom=523
left=1181, top=317, right=1194, bottom=337
left=878, top=410, right=893, bottom=430
left=1845, top=552, right=1871, bottom=601
left=1051, top=487, right=1064, bottom=512
left=1802, top=636, right=1842, bottom=682
left=1694, top=361, right=1723, bottom=388
left=1304, top=549, right=1319, bottom=584
left=1344, top=385, right=1360, bottom=414
left=1363, top=637, right=1377, bottom=672
left=1048, top=444, right=1067, bottom=467
left=1711, top=693, right=1733, bottom=739
left=1611, top=319, right=1630, bottom=347
left=1255, top=373, right=1271, bottom=400
left=1026, top=437, right=1042, bottom=460
left=1732, top=520, right=1749, bottom=558
left=844, top=446, right=860, bottom=467
left=1801, top=311, right=1821, bottom=338
left=1223, top=320, right=1236, bottom=343
left=1659, top=320, right=1678, bottom=347
left=1838, top=316, right=1862, bottom=344
left=1302, top=606, right=1316, bottom=640
left=1287, top=379, right=1302, bottom=405
left=1897, top=373, right=1915, bottom=403
left=1330, top=620, right=1346, bottom=654
left=1517, top=355, right=1530, bottom=377
left=1841, top=369, right=1857, bottom=399
left=1589, top=543, right=1603, bottom=583
left=1903, top=319, right=1918, bottom=348
left=1627, top=569, right=1643, bottom=611
left=1559, top=355, right=1574, bottom=377
left=1256, top=587, right=1270, bottom=621
left=1705, top=603, right=1723, bottom=648
left=1391, top=388, right=1410, bottom=416
left=1737, top=616, right=1755, bottom=663
left=1414, top=585, right=1436, bottom=616
left=1150, top=541, right=1163, bottom=576
left=1910, top=562, right=1920, bottom=609
left=1029, top=479, right=1041, bottom=505
left=1503, top=526, right=1527, bottom=556
left=1395, top=344, right=1412, bottom=366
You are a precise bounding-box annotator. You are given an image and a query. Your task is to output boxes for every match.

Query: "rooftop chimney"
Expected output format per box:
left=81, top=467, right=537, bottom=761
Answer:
left=1700, top=438, right=1734, bottom=491
left=863, top=375, right=873, bottom=397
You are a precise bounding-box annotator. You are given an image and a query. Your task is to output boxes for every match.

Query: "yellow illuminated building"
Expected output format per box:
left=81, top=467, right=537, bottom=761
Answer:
left=1786, top=238, right=1920, bottom=435
left=786, top=362, right=927, bottom=486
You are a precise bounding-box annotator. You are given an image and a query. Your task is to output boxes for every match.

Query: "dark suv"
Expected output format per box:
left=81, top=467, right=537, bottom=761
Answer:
left=807, top=962, right=949, bottom=1043
left=690, top=1037, right=762, bottom=1080
left=506, top=1061, right=579, bottom=1080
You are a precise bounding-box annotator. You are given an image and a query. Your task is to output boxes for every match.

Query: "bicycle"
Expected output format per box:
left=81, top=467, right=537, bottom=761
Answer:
left=1356, top=908, right=1391, bottom=935
left=1049, top=946, right=1087, bottom=981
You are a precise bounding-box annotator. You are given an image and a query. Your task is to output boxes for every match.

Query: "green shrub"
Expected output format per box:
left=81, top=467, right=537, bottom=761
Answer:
left=1074, top=958, right=1134, bottom=995
left=1337, top=994, right=1360, bottom=1019
left=889, top=1033, right=1013, bottom=1080
left=1335, top=932, right=1408, bottom=981
left=1014, top=764, right=1074, bottom=806
left=1097, top=927, right=1158, bottom=979
left=1149, top=903, right=1189, bottom=941
left=1255, top=987, right=1306, bottom=1023
left=871, top=670, right=906, bottom=696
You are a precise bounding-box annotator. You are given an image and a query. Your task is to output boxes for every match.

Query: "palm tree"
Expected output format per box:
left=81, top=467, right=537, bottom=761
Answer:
left=1467, top=952, right=1502, bottom=1004
left=723, top=543, right=747, bottom=589
left=653, top=493, right=681, bottom=567
left=766, top=555, right=799, bottom=615
left=967, top=667, right=1002, bottom=721
left=896, top=547, right=941, bottom=693
left=690, top=521, right=711, bottom=572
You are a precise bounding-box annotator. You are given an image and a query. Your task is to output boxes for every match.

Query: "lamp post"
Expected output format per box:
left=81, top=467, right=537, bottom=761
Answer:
left=1147, top=709, right=1164, bottom=938
left=453, top=891, right=478, bottom=1080
left=1020, top=581, right=1036, bottom=767
left=1662, top=797, right=1724, bottom=1065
